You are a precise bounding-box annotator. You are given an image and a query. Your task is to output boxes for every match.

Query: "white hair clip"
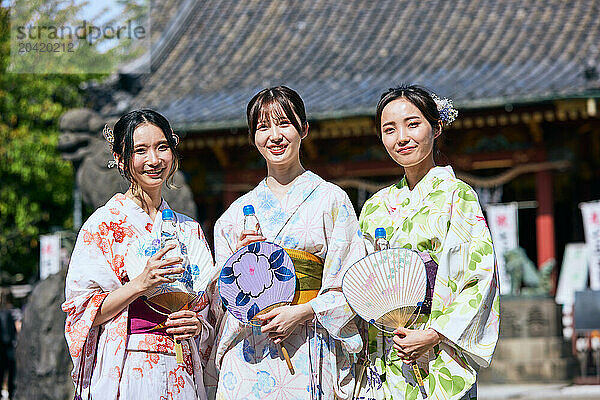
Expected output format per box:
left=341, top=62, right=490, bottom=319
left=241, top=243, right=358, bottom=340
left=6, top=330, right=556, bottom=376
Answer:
left=102, top=124, right=114, bottom=145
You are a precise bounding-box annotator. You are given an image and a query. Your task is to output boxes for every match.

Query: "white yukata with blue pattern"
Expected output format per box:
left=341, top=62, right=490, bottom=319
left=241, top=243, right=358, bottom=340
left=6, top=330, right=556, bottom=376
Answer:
left=206, top=171, right=367, bottom=400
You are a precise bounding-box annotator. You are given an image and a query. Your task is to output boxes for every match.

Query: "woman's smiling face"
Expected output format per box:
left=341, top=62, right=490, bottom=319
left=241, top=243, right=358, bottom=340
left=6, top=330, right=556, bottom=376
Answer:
left=254, top=103, right=305, bottom=167
left=124, top=123, right=174, bottom=191
left=380, top=99, right=439, bottom=169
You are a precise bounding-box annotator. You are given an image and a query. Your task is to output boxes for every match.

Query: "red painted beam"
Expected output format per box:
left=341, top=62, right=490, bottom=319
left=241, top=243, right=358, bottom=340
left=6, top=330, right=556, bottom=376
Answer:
left=535, top=170, right=556, bottom=279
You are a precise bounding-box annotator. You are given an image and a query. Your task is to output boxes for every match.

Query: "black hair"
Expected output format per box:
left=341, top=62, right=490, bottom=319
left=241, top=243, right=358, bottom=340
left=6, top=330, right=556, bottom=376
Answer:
left=375, top=85, right=441, bottom=137
left=246, top=86, right=307, bottom=143
left=111, top=109, right=179, bottom=189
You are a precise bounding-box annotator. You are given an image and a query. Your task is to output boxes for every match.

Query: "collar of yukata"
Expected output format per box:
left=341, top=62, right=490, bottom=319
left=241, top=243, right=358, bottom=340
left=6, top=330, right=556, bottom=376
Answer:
left=395, top=165, right=455, bottom=190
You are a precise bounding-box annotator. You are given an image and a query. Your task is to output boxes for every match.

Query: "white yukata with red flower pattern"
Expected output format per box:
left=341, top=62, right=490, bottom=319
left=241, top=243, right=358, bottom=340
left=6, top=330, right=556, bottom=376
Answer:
left=62, top=193, right=217, bottom=400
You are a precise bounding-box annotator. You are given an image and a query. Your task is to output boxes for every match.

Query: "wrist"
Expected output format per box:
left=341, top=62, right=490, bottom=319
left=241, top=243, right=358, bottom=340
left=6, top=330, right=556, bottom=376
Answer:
left=127, top=276, right=145, bottom=296
left=194, top=319, right=203, bottom=337
left=427, top=328, right=442, bottom=345
left=298, top=302, right=314, bottom=323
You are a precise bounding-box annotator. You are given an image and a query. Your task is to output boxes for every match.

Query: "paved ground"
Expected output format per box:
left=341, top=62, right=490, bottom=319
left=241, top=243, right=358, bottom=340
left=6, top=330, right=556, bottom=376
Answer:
left=4, top=385, right=600, bottom=399
left=479, top=384, right=600, bottom=400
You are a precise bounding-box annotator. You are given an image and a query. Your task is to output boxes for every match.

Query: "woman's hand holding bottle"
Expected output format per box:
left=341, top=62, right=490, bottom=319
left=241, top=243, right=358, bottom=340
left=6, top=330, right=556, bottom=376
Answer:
left=235, top=205, right=266, bottom=250
left=235, top=230, right=266, bottom=250
left=131, top=243, right=184, bottom=293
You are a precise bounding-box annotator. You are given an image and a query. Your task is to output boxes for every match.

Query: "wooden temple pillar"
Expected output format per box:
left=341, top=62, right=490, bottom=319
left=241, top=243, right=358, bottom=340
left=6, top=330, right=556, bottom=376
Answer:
left=535, top=169, right=556, bottom=273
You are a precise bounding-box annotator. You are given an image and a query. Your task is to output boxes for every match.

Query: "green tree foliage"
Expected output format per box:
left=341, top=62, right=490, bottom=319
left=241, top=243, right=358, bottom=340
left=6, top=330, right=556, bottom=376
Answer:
left=0, top=6, right=88, bottom=284
left=1, top=0, right=148, bottom=284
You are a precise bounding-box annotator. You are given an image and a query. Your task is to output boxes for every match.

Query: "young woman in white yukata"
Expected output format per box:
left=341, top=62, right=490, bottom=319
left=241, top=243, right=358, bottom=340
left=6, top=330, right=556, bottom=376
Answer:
left=208, top=86, right=367, bottom=400
left=358, top=86, right=500, bottom=400
left=62, top=109, right=217, bottom=400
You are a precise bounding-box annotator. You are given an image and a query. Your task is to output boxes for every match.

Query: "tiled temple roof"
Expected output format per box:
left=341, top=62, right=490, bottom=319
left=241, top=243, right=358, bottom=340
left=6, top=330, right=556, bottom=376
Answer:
left=124, top=0, right=600, bottom=130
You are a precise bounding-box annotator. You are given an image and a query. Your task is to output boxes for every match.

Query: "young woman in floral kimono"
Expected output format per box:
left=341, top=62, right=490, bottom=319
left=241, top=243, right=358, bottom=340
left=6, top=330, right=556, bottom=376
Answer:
left=62, top=109, right=216, bottom=399
left=208, top=86, right=366, bottom=399
left=358, top=86, right=500, bottom=400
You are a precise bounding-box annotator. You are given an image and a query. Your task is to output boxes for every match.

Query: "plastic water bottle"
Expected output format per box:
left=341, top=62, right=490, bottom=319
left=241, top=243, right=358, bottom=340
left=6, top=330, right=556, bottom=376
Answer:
left=243, top=205, right=262, bottom=235
left=373, top=227, right=389, bottom=358
left=161, top=209, right=182, bottom=279
left=374, top=227, right=389, bottom=251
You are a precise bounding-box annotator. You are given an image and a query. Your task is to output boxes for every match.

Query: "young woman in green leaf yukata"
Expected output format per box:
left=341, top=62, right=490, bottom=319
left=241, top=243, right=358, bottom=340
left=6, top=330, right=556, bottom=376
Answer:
left=357, top=85, right=500, bottom=400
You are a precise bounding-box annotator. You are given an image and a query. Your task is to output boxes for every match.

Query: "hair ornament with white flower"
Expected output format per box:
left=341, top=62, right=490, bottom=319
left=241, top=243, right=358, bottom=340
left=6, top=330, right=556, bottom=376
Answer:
left=431, top=93, right=458, bottom=125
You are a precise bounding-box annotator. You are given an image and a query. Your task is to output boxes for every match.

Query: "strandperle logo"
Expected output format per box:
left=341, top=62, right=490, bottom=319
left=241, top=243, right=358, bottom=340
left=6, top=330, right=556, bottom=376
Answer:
left=15, top=20, right=147, bottom=45
left=9, top=1, right=151, bottom=74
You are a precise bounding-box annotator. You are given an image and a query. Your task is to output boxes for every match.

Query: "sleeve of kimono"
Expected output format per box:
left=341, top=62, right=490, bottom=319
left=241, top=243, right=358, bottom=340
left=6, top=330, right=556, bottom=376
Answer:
left=213, top=212, right=238, bottom=269
left=190, top=221, right=221, bottom=366
left=192, top=279, right=220, bottom=366
left=428, top=186, right=500, bottom=368
left=358, top=200, right=376, bottom=254
left=61, top=216, right=117, bottom=375
left=309, top=191, right=367, bottom=353
left=209, top=214, right=245, bottom=368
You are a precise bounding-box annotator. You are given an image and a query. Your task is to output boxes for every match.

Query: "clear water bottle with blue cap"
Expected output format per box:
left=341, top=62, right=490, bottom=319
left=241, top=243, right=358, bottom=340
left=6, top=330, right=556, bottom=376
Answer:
left=374, top=227, right=389, bottom=251
left=161, top=209, right=182, bottom=278
left=373, top=227, right=389, bottom=358
left=243, top=205, right=262, bottom=236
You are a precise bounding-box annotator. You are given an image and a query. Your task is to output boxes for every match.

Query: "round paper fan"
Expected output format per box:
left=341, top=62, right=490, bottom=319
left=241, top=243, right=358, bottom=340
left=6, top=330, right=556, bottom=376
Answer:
left=219, top=241, right=296, bottom=326
left=342, top=248, right=427, bottom=333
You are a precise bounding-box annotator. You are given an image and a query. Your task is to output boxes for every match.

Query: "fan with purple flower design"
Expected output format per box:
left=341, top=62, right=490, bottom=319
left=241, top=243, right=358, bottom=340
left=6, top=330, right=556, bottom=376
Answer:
left=219, top=241, right=296, bottom=325
left=219, top=241, right=297, bottom=374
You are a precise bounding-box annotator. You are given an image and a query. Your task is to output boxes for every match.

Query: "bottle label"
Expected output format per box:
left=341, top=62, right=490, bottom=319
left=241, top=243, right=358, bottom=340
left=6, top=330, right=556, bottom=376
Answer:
left=244, top=215, right=262, bottom=236
left=375, top=238, right=389, bottom=251
left=160, top=230, right=182, bottom=278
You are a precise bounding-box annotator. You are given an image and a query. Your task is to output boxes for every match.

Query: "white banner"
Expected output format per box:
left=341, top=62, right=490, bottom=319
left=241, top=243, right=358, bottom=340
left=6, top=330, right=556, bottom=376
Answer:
left=40, top=233, right=61, bottom=280
left=555, top=243, right=588, bottom=306
left=486, top=203, right=519, bottom=295
left=581, top=201, right=600, bottom=289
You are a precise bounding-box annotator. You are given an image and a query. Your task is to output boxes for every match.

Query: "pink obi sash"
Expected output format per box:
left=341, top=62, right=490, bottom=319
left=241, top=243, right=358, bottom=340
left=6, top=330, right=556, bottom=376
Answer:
left=128, top=296, right=170, bottom=336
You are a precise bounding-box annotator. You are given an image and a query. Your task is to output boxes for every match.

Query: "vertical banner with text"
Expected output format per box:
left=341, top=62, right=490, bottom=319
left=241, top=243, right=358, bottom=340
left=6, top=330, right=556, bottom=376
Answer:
left=581, top=201, right=600, bottom=289
left=486, top=203, right=519, bottom=295
left=40, top=234, right=61, bottom=280
left=555, top=243, right=588, bottom=306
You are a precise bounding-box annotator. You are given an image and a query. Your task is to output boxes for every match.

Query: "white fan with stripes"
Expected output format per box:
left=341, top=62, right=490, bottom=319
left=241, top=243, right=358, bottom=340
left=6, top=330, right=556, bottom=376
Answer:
left=342, top=248, right=427, bottom=333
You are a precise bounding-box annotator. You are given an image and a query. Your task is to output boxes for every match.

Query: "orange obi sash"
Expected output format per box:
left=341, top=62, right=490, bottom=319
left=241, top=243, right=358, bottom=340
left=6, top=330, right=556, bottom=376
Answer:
left=284, top=248, right=324, bottom=305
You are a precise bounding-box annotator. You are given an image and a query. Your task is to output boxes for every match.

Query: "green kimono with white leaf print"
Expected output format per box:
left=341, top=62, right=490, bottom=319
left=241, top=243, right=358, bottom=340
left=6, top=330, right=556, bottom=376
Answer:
left=358, top=166, right=500, bottom=400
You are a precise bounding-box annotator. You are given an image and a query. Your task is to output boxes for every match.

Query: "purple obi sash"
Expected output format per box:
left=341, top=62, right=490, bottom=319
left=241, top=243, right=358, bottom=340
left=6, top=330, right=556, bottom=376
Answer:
left=128, top=297, right=170, bottom=336
left=416, top=251, right=438, bottom=314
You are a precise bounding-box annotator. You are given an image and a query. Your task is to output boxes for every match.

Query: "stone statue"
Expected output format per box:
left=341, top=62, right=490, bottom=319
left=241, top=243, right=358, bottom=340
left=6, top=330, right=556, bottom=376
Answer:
left=504, top=247, right=554, bottom=296
left=14, top=269, right=73, bottom=400
left=58, top=108, right=198, bottom=218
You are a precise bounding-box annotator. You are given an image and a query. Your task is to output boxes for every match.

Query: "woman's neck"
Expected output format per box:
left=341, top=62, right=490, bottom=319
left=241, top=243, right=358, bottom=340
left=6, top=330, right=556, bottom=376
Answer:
left=404, top=157, right=436, bottom=190
left=125, top=185, right=162, bottom=220
left=265, top=161, right=306, bottom=200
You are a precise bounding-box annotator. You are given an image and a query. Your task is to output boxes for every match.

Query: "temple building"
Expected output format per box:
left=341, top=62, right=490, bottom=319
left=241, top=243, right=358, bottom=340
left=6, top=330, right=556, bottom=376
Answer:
left=95, top=0, right=600, bottom=279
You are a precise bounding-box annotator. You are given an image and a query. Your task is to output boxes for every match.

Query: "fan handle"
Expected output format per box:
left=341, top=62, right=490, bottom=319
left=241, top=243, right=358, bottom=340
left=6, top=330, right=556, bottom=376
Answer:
left=279, top=344, right=295, bottom=375
left=249, top=302, right=295, bottom=375
left=411, top=362, right=428, bottom=399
